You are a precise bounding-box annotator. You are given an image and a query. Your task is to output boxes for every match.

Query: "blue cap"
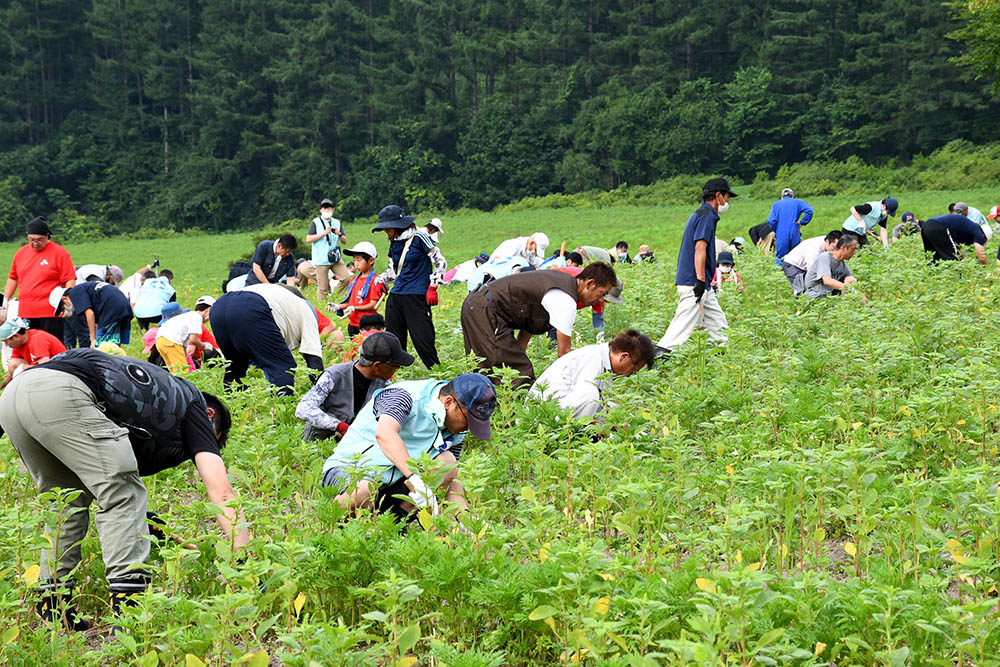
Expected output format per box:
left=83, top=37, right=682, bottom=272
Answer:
left=476, top=253, right=490, bottom=264
left=452, top=373, right=497, bottom=440
left=884, top=197, right=899, bottom=217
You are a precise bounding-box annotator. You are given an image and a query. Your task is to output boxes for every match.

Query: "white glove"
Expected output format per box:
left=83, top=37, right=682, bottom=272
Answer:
left=407, top=474, right=439, bottom=516
left=343, top=306, right=355, bottom=316
left=203, top=342, right=214, bottom=352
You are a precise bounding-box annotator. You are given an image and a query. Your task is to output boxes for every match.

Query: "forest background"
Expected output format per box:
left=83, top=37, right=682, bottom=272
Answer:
left=1, top=0, right=999, bottom=242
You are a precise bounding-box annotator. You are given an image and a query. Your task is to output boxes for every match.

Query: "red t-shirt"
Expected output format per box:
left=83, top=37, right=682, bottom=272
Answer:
left=8, top=242, right=76, bottom=318
left=316, top=309, right=332, bottom=334
left=553, top=266, right=604, bottom=314
left=345, top=273, right=386, bottom=327
left=11, top=329, right=67, bottom=365
left=191, top=325, right=218, bottom=360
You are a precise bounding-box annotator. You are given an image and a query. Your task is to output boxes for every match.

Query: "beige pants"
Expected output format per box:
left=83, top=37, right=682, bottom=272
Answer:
left=0, top=369, right=151, bottom=583
left=298, top=260, right=351, bottom=300
left=658, top=285, right=728, bottom=350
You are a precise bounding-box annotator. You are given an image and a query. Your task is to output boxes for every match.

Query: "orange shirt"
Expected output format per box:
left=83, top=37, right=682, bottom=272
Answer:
left=11, top=329, right=66, bottom=365
left=8, top=242, right=76, bottom=318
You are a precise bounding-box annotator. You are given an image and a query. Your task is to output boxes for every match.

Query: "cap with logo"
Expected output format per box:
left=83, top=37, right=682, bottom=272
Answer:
left=989, top=205, right=1000, bottom=221
left=359, top=331, right=415, bottom=367
left=343, top=241, right=379, bottom=260
left=451, top=373, right=497, bottom=441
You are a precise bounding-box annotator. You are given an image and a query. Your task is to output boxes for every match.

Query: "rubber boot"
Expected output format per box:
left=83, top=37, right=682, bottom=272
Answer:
left=36, top=581, right=91, bottom=631
left=109, top=578, right=150, bottom=616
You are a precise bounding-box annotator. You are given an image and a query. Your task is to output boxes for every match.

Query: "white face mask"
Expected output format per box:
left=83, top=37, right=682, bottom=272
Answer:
left=321, top=211, right=333, bottom=220
left=717, top=202, right=730, bottom=214
left=720, top=265, right=732, bottom=274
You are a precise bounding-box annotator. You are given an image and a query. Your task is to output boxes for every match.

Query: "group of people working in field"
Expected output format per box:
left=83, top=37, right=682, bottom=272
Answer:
left=2, top=177, right=997, bottom=631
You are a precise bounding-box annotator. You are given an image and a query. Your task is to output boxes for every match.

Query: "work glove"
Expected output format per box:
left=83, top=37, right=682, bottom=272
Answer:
left=693, top=279, right=706, bottom=302
left=151, top=257, right=160, bottom=269
left=335, top=420, right=350, bottom=437
left=407, top=473, right=439, bottom=516
left=426, top=286, right=439, bottom=307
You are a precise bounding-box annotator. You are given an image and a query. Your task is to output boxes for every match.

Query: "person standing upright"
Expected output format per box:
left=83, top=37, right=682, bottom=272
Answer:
left=298, top=198, right=350, bottom=301
left=3, top=217, right=76, bottom=342
left=767, top=187, right=813, bottom=265
left=656, top=178, right=737, bottom=356
left=373, top=205, right=446, bottom=369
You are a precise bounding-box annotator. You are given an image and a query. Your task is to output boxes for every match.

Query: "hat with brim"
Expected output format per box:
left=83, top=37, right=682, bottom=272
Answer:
left=989, top=205, right=1000, bottom=221
left=320, top=198, right=334, bottom=208
left=49, top=286, right=67, bottom=315
left=703, top=177, right=739, bottom=198
left=159, top=302, right=188, bottom=325
left=884, top=197, right=899, bottom=217
left=359, top=331, right=415, bottom=367
left=372, top=204, right=415, bottom=232
left=343, top=241, right=379, bottom=259
left=603, top=278, right=624, bottom=304
left=0, top=316, right=29, bottom=340
left=452, top=373, right=497, bottom=440
left=427, top=218, right=443, bottom=233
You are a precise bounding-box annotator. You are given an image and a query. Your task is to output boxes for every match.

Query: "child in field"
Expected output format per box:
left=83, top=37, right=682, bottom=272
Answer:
left=342, top=313, right=387, bottom=362
left=330, top=242, right=386, bottom=337
left=712, top=251, right=743, bottom=292
left=154, top=299, right=213, bottom=373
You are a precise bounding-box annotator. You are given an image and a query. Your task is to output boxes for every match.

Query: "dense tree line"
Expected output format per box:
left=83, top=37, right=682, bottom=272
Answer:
left=0, top=0, right=995, bottom=238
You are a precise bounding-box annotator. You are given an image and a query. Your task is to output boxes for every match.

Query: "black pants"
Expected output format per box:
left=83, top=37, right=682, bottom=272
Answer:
left=29, top=316, right=64, bottom=342
left=136, top=315, right=159, bottom=330
left=385, top=292, right=439, bottom=369
left=921, top=219, right=959, bottom=261
left=347, top=324, right=361, bottom=338
left=63, top=316, right=90, bottom=349
left=209, top=291, right=298, bottom=395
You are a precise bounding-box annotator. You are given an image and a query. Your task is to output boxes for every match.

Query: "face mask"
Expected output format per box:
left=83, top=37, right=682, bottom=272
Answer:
left=720, top=265, right=732, bottom=274
left=321, top=211, right=333, bottom=220
left=62, top=302, right=74, bottom=317
left=718, top=202, right=730, bottom=214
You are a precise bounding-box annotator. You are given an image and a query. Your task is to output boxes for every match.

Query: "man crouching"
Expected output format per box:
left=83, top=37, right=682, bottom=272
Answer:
left=321, top=373, right=496, bottom=518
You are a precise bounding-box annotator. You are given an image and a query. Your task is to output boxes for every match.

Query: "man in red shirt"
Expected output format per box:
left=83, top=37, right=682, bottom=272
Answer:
left=1, top=316, right=66, bottom=386
left=3, top=218, right=76, bottom=341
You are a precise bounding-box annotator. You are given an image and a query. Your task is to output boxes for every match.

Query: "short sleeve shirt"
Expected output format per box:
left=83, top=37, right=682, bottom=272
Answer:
left=345, top=274, right=386, bottom=327
left=541, top=289, right=578, bottom=336
left=67, top=281, right=133, bottom=328
left=157, top=311, right=203, bottom=345
left=675, top=204, right=719, bottom=286
left=931, top=214, right=987, bottom=246
left=804, top=252, right=852, bottom=298
left=10, top=329, right=66, bottom=365
left=8, top=242, right=76, bottom=318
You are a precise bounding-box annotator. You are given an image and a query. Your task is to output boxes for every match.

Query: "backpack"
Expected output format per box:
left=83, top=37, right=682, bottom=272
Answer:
left=222, top=260, right=253, bottom=293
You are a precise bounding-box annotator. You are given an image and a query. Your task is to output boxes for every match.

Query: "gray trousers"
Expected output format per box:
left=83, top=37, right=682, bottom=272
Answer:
left=0, top=368, right=151, bottom=583
left=781, top=261, right=807, bottom=295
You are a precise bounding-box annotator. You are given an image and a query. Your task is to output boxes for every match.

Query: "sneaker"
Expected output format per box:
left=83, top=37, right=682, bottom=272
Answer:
left=36, top=581, right=91, bottom=632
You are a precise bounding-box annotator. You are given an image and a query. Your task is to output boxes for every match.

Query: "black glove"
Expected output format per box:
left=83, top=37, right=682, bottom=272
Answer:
left=146, top=511, right=166, bottom=541
left=693, top=279, right=706, bottom=302
left=151, top=257, right=160, bottom=269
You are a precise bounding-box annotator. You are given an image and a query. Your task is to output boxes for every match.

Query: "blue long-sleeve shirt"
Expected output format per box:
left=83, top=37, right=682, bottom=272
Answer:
left=768, top=197, right=814, bottom=261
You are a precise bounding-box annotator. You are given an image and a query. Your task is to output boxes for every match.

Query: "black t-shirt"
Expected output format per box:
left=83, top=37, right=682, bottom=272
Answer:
left=39, top=348, right=221, bottom=476
left=352, top=365, right=373, bottom=416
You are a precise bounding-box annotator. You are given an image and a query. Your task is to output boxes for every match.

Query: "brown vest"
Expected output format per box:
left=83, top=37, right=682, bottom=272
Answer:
left=487, top=270, right=578, bottom=334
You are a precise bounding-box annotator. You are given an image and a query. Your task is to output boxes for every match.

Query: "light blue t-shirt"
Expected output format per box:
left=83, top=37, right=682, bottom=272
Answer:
left=309, top=216, right=342, bottom=267
left=842, top=201, right=885, bottom=235
left=466, top=257, right=529, bottom=292
left=132, top=277, right=176, bottom=318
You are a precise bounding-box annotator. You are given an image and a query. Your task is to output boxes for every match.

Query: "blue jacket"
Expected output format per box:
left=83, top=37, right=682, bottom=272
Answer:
left=769, top=197, right=813, bottom=260
left=245, top=240, right=296, bottom=286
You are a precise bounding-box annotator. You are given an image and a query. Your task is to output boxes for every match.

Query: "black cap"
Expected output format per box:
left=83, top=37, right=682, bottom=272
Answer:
left=702, top=177, right=739, bottom=198
left=320, top=198, right=334, bottom=208
left=372, top=205, right=416, bottom=232
left=26, top=216, right=51, bottom=237
left=359, top=331, right=415, bottom=367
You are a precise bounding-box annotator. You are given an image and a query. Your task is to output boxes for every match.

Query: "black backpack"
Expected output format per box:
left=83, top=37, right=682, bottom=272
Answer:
left=222, top=260, right=253, bottom=293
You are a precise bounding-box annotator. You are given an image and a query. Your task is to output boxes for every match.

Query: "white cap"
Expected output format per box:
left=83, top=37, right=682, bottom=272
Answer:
left=343, top=241, right=379, bottom=260
left=427, top=218, right=443, bottom=233
left=49, top=286, right=67, bottom=312
left=532, top=232, right=550, bottom=257
left=195, top=295, right=216, bottom=307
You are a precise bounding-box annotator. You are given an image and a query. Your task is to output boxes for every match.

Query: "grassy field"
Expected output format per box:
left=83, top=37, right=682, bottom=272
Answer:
left=1, top=187, right=999, bottom=664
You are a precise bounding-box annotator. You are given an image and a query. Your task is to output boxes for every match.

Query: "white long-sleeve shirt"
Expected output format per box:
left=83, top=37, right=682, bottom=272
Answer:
left=530, top=343, right=613, bottom=405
